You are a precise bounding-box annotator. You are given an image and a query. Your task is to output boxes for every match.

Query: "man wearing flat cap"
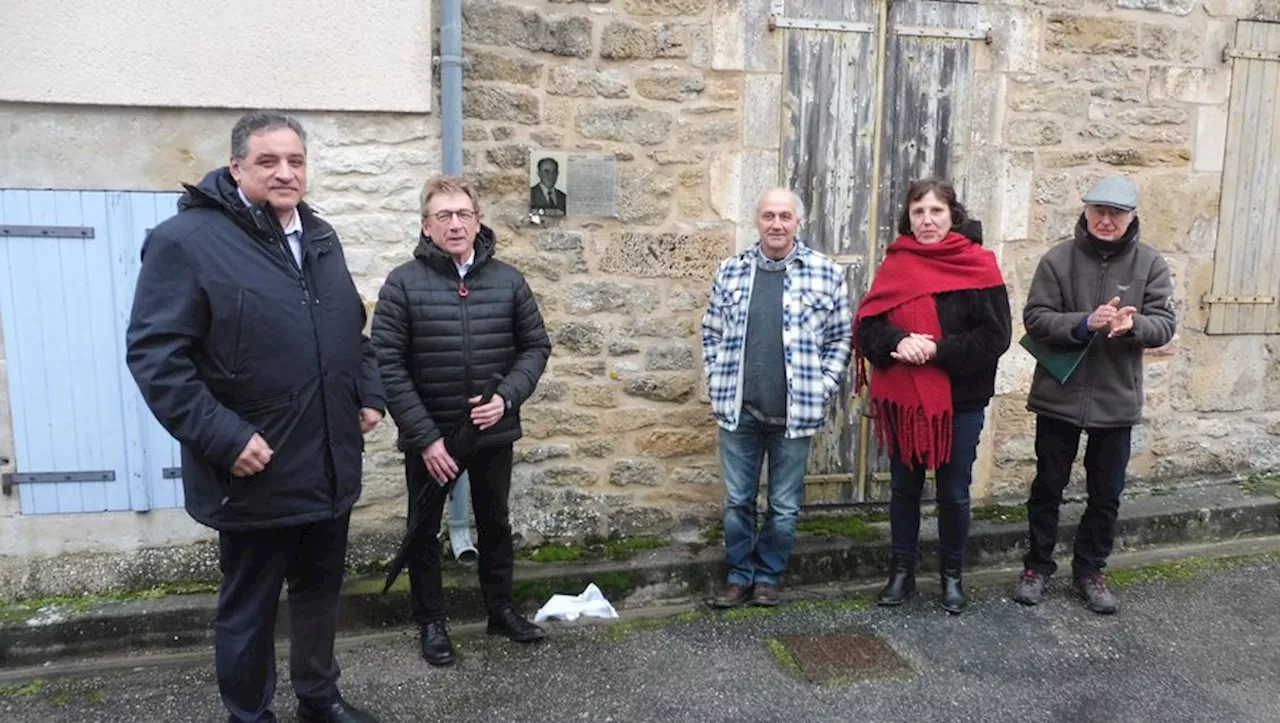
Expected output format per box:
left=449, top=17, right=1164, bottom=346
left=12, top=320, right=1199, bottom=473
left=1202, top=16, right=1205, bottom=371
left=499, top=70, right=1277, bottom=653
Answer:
left=1012, top=176, right=1176, bottom=615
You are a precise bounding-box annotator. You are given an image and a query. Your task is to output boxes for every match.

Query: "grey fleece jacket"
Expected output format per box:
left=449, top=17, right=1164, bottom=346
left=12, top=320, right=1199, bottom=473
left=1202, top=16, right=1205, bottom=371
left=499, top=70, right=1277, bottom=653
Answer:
left=1023, top=219, right=1176, bottom=429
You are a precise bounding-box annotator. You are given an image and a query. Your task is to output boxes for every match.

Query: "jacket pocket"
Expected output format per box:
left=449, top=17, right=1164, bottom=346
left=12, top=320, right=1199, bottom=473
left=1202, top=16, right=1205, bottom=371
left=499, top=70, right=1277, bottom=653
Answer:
left=799, top=291, right=834, bottom=331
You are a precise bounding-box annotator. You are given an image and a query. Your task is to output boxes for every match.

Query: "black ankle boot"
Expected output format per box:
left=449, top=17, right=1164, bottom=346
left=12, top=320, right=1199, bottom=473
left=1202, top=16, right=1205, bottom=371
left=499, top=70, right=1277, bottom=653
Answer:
left=941, top=566, right=966, bottom=614
left=877, top=558, right=916, bottom=606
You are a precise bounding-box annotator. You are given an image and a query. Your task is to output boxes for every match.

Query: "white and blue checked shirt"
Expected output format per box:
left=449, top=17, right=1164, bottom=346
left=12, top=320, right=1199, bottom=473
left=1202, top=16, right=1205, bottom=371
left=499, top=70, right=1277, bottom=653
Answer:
left=700, top=240, right=853, bottom=438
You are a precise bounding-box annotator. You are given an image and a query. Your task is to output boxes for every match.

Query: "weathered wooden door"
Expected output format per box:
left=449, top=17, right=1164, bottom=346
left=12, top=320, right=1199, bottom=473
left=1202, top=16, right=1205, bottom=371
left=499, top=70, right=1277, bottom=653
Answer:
left=778, top=0, right=989, bottom=505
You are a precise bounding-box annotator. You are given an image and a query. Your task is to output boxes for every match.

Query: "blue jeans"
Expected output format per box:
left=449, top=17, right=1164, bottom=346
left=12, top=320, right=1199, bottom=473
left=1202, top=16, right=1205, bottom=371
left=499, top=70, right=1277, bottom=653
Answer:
left=719, top=414, right=812, bottom=587
left=888, top=408, right=986, bottom=568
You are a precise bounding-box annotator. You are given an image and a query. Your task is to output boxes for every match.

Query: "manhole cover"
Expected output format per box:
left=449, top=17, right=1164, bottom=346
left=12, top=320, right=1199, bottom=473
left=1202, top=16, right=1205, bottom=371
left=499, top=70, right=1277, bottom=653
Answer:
left=772, top=629, right=913, bottom=684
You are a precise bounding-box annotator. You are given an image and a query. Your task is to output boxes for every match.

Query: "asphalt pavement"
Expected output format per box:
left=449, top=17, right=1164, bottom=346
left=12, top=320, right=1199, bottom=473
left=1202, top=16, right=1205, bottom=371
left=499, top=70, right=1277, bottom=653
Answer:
left=2, top=553, right=1278, bottom=722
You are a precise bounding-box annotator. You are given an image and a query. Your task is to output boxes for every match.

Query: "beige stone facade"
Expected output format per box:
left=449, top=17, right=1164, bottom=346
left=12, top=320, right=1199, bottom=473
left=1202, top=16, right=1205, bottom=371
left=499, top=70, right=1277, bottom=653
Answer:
left=1, top=0, right=1279, bottom=596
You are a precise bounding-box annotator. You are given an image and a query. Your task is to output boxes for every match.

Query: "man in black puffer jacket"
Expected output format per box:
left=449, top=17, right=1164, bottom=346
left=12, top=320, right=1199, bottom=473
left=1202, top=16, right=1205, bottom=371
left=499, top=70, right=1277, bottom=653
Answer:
left=127, top=112, right=383, bottom=723
left=372, top=176, right=551, bottom=666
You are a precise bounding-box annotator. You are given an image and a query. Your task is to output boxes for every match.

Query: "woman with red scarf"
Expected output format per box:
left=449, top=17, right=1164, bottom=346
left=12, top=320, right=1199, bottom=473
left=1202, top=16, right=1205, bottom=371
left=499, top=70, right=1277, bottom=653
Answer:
left=854, top=179, right=1011, bottom=614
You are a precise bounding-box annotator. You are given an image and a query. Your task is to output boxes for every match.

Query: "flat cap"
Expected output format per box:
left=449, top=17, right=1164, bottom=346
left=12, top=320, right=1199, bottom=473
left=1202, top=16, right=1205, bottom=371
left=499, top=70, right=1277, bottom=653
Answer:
left=1082, top=176, right=1138, bottom=211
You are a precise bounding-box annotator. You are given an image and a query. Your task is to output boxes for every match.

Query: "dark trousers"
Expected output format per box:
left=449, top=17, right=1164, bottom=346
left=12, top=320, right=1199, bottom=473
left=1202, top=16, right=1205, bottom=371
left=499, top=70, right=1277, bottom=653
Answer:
left=215, top=512, right=350, bottom=723
left=888, top=408, right=986, bottom=568
left=1023, top=415, right=1131, bottom=579
left=405, top=444, right=515, bottom=624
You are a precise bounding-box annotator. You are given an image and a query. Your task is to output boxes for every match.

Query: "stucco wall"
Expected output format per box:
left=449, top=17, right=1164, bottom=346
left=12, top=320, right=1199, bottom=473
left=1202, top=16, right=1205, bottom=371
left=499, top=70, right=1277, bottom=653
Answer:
left=0, top=0, right=433, bottom=112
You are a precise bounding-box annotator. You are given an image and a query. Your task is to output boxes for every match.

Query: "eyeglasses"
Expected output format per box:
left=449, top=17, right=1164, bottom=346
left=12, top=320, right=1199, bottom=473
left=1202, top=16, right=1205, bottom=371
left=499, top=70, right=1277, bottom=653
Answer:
left=428, top=209, right=476, bottom=223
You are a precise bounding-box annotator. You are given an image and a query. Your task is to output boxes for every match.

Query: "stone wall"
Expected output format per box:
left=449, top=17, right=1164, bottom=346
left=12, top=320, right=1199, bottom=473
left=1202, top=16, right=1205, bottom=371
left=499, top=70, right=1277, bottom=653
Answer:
left=440, top=0, right=762, bottom=544
left=985, top=0, right=1280, bottom=495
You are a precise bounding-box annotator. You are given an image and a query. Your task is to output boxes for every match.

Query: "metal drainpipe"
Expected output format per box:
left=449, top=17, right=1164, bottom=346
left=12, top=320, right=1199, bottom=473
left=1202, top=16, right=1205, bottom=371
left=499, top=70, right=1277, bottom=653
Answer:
left=439, top=0, right=464, bottom=175
left=438, top=0, right=478, bottom=564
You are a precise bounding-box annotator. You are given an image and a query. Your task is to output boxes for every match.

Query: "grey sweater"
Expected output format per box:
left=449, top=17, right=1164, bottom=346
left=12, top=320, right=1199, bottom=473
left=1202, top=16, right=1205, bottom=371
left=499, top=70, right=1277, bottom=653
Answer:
left=1023, top=219, right=1176, bottom=428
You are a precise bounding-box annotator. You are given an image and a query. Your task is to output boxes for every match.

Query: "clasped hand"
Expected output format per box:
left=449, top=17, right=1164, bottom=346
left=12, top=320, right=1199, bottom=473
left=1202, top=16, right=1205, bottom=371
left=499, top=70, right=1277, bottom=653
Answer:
left=890, top=333, right=937, bottom=365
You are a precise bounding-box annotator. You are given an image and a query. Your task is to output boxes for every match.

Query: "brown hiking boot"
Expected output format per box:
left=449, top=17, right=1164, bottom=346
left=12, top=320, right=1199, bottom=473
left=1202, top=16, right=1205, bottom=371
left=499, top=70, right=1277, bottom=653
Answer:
left=709, top=583, right=752, bottom=609
left=750, top=584, right=782, bottom=607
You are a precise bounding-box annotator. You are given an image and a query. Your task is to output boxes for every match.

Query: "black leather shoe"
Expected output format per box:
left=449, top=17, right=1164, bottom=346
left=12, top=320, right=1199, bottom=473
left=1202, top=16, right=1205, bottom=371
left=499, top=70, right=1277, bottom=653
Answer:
left=877, top=557, right=916, bottom=606
left=420, top=618, right=457, bottom=666
left=297, top=696, right=379, bottom=723
left=486, top=604, right=547, bottom=643
left=941, top=566, right=967, bottom=614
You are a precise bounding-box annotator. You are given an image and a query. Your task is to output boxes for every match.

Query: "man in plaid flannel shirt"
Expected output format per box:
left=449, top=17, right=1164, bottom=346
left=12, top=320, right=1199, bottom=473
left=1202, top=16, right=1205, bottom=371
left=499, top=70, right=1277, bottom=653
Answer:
left=701, top=188, right=853, bottom=608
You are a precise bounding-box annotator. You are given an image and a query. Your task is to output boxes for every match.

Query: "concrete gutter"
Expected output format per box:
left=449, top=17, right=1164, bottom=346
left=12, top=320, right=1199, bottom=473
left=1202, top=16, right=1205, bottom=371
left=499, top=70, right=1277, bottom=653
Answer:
left=2, top=481, right=1277, bottom=667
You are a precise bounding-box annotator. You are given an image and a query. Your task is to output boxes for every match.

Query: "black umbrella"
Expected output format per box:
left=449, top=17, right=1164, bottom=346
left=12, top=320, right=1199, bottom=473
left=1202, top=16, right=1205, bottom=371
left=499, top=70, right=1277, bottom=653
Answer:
left=382, top=373, right=505, bottom=595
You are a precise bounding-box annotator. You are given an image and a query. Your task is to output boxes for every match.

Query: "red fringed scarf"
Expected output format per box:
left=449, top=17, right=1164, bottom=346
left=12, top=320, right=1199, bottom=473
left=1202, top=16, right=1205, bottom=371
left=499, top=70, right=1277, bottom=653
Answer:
left=853, top=231, right=1005, bottom=469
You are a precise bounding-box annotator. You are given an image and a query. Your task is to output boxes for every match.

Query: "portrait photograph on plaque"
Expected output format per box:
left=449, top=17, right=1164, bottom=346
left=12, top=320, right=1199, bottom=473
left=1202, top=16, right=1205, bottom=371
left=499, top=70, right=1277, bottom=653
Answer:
left=528, top=150, right=618, bottom=218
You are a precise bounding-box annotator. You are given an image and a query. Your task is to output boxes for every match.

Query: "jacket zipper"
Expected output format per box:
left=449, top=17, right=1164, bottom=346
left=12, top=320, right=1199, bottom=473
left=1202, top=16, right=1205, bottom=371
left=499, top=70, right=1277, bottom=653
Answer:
left=297, top=231, right=340, bottom=511
left=459, top=275, right=474, bottom=416
left=1080, top=258, right=1108, bottom=428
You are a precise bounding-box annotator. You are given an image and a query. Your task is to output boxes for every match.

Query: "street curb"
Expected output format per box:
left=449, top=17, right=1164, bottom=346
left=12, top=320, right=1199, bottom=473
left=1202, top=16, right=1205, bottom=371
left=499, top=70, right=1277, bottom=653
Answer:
left=2, top=481, right=1277, bottom=666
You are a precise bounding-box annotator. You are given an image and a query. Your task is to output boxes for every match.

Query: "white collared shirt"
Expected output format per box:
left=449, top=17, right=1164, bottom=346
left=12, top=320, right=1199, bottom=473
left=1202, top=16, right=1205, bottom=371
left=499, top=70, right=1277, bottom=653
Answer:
left=456, top=249, right=476, bottom=279
left=238, top=187, right=303, bottom=266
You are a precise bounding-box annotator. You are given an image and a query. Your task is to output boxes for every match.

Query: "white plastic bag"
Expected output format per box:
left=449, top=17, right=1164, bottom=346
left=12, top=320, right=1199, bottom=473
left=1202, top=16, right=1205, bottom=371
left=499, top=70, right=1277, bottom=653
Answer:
left=533, top=583, right=619, bottom=622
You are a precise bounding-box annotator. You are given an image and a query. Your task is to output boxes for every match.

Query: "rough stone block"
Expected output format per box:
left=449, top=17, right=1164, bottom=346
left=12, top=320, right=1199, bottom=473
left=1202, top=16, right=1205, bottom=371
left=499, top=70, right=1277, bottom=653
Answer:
left=466, top=49, right=543, bottom=86
left=522, top=407, right=601, bottom=438
left=601, top=407, right=665, bottom=432
left=1117, top=0, right=1196, bottom=14
left=650, top=149, right=707, bottom=165
left=1140, top=24, right=1180, bottom=60
left=534, top=465, right=600, bottom=487
left=572, top=382, right=619, bottom=408
left=608, top=338, right=642, bottom=356
left=609, top=506, right=675, bottom=536
left=462, top=1, right=593, bottom=58
left=486, top=144, right=529, bottom=170
left=678, top=118, right=740, bottom=145
left=1040, top=151, right=1096, bottom=168
left=531, top=130, right=566, bottom=147
left=575, top=105, right=673, bottom=145
left=1096, top=147, right=1191, bottom=166
left=623, top=373, right=698, bottom=403
left=620, top=317, right=697, bottom=338
left=617, top=170, right=676, bottom=225
left=1006, top=119, right=1063, bottom=146
left=514, top=443, right=573, bottom=465
left=635, top=73, right=706, bottom=101
left=599, top=231, right=730, bottom=279
left=554, top=360, right=608, bottom=378
left=563, top=281, right=659, bottom=314
left=577, top=438, right=615, bottom=458
left=1090, top=86, right=1144, bottom=103
left=625, top=0, right=709, bottom=14
left=608, top=459, right=665, bottom=486
left=645, top=343, right=697, bottom=371
left=463, top=86, right=539, bottom=124
left=1009, top=87, right=1088, bottom=114
left=528, top=378, right=569, bottom=404
left=549, top=320, right=608, bottom=356
left=547, top=67, right=630, bottom=98
left=671, top=465, right=718, bottom=485
left=1081, top=123, right=1123, bottom=141
left=536, top=231, right=585, bottom=252
left=1127, top=127, right=1188, bottom=144
left=1116, top=107, right=1190, bottom=126
left=1045, top=14, right=1141, bottom=57
left=635, top=428, right=716, bottom=456
left=600, top=21, right=692, bottom=59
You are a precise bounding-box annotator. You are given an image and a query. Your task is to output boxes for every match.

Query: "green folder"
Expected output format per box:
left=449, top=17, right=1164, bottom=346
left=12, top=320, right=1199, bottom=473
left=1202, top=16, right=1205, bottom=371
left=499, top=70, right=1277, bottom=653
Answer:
left=1019, top=332, right=1094, bottom=384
